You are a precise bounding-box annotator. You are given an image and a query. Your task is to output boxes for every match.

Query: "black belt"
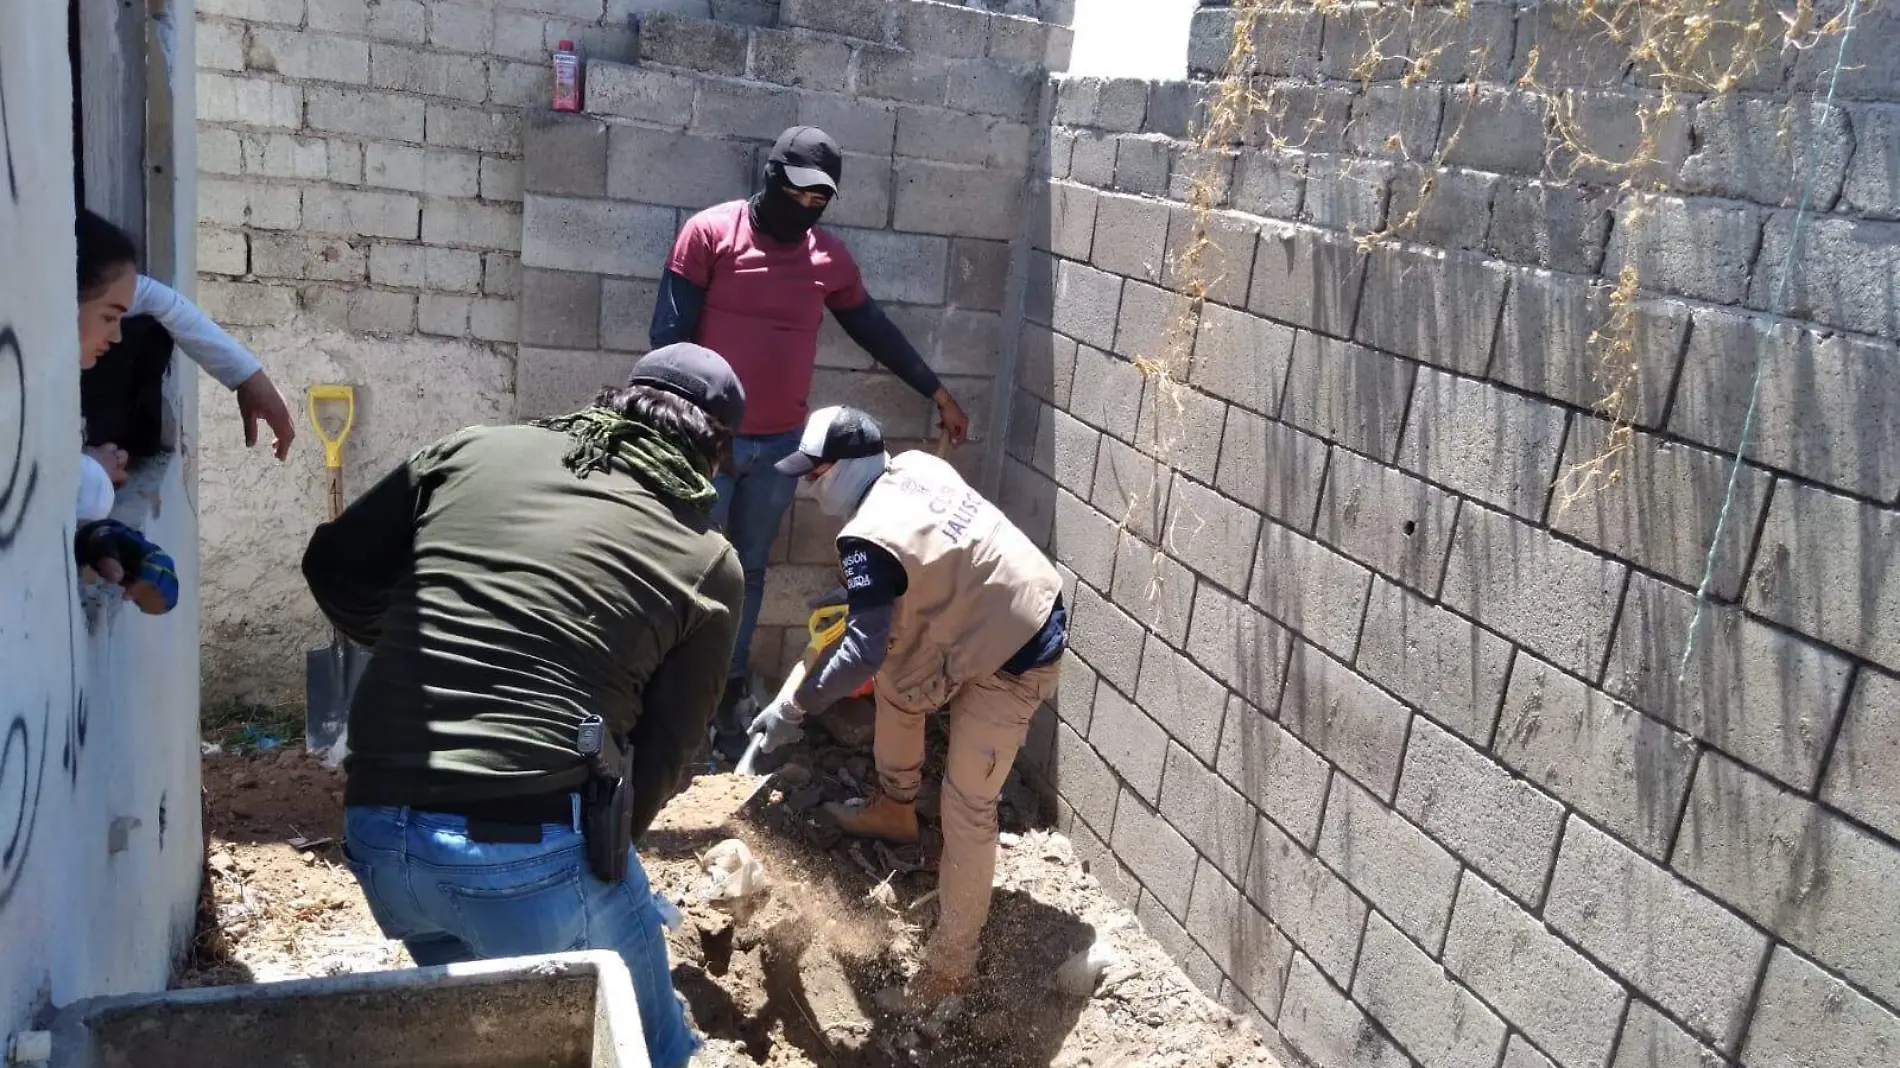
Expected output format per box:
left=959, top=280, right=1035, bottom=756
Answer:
left=422, top=790, right=576, bottom=842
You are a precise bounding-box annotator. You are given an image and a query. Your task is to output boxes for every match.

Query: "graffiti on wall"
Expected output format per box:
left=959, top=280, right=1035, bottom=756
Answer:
left=0, top=50, right=30, bottom=549
left=0, top=326, right=66, bottom=914
left=0, top=329, right=38, bottom=549
left=0, top=707, right=42, bottom=911
left=0, top=45, right=16, bottom=202
left=0, top=44, right=87, bottom=912
left=0, top=40, right=37, bottom=911
left=0, top=325, right=60, bottom=910
left=0, top=628, right=71, bottom=913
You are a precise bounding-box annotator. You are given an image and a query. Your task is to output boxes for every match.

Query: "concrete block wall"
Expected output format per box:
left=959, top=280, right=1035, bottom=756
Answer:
left=193, top=0, right=616, bottom=701
left=1001, top=3, right=1900, bottom=1068
left=194, top=0, right=1069, bottom=695
left=928, top=0, right=1075, bottom=24
left=6, top=0, right=204, bottom=1033
left=519, top=0, right=1071, bottom=676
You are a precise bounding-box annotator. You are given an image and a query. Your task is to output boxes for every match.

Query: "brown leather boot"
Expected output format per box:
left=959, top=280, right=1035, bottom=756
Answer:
left=823, top=794, right=920, bottom=844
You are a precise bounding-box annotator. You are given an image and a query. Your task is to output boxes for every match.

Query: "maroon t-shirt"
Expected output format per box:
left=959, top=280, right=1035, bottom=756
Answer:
left=667, top=200, right=871, bottom=436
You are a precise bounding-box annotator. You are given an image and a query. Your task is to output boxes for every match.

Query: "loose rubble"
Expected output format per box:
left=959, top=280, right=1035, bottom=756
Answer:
left=181, top=709, right=1289, bottom=1068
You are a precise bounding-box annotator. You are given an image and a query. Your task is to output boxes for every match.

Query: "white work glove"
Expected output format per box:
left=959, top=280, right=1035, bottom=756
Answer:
left=746, top=697, right=805, bottom=755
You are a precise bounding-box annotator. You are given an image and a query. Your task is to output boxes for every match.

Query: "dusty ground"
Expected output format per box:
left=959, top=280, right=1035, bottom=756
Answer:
left=182, top=746, right=410, bottom=985
left=181, top=711, right=1285, bottom=1068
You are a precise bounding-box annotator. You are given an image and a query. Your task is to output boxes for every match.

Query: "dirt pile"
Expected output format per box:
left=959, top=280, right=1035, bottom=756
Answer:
left=653, top=766, right=1276, bottom=1068
left=182, top=732, right=1286, bottom=1068
left=182, top=747, right=409, bottom=986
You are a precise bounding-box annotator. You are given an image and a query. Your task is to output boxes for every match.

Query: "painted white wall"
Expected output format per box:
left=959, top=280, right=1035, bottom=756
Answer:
left=1067, top=0, right=1196, bottom=80
left=1, top=0, right=203, bottom=1037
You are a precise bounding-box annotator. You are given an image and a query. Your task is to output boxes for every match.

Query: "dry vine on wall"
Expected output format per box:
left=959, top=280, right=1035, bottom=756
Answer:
left=1124, top=0, right=1864, bottom=616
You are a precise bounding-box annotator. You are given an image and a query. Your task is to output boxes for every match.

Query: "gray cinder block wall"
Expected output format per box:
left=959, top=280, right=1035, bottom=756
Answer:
left=192, top=0, right=655, bottom=702
left=998, top=3, right=1900, bottom=1068
left=517, top=0, right=1073, bottom=676
left=192, top=0, right=1071, bottom=695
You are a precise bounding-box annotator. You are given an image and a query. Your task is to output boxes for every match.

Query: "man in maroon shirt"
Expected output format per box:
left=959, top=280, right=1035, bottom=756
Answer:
left=650, top=126, right=971, bottom=758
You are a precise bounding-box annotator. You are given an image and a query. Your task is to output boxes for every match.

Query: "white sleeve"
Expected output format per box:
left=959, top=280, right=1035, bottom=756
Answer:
left=129, top=274, right=264, bottom=389
left=77, top=454, right=116, bottom=523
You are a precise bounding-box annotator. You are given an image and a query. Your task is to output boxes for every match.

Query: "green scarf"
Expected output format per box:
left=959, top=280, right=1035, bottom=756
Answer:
left=532, top=406, right=718, bottom=511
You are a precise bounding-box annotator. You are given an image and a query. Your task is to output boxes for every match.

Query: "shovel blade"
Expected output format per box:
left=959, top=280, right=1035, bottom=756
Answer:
left=734, top=735, right=767, bottom=778
left=305, top=639, right=368, bottom=752
left=735, top=736, right=790, bottom=821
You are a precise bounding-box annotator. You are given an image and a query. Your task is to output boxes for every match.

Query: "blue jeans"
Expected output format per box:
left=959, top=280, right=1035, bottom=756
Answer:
left=712, top=429, right=802, bottom=681
left=342, top=803, right=699, bottom=1068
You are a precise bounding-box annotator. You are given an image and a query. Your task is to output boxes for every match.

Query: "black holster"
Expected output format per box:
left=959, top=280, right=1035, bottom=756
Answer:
left=577, top=715, right=634, bottom=883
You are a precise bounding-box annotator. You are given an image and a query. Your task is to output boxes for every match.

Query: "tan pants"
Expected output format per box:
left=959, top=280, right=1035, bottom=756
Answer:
left=873, top=658, right=1059, bottom=978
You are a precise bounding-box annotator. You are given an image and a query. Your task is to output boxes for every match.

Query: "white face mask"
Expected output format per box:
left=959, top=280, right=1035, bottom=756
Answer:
left=813, top=453, right=887, bottom=516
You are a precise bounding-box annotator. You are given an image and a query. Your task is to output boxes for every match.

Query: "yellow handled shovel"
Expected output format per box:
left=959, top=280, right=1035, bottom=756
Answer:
left=304, top=384, right=367, bottom=753
left=308, top=383, right=356, bottom=521
left=734, top=604, right=860, bottom=786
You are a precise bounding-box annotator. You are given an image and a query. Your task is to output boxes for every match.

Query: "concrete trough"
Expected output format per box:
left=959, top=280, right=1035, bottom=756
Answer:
left=49, top=952, right=649, bottom=1068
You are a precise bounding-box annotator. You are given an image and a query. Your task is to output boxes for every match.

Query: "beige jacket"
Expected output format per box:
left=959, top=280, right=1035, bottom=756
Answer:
left=839, top=451, right=1062, bottom=703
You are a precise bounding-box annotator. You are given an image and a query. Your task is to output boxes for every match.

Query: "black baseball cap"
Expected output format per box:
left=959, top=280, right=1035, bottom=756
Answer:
left=770, top=126, right=843, bottom=194
left=776, top=406, right=884, bottom=476
left=628, top=343, right=746, bottom=429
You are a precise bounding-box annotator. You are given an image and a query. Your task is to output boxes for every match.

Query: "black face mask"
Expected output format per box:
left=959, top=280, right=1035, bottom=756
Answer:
left=748, top=166, right=829, bottom=243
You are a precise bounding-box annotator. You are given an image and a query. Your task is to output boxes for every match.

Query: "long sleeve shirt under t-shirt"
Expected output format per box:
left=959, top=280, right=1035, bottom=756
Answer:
left=649, top=200, right=941, bottom=436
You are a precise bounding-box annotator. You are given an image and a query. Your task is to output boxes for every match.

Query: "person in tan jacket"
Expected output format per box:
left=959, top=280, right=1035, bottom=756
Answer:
left=746, top=406, right=1068, bottom=1002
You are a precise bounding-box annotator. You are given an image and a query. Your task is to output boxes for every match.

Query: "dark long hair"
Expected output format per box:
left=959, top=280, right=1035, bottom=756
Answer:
left=76, top=207, right=138, bottom=300
left=592, top=383, right=733, bottom=474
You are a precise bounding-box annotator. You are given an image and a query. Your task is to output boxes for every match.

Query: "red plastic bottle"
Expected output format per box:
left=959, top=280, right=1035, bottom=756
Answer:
left=552, top=40, right=582, bottom=112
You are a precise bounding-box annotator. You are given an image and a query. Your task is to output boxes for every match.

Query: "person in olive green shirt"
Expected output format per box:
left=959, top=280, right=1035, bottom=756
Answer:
left=301, top=343, right=745, bottom=1068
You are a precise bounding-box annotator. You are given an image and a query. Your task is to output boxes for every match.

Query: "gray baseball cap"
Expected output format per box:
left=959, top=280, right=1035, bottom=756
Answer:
left=627, top=343, right=746, bottom=429
left=770, top=126, right=843, bottom=194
